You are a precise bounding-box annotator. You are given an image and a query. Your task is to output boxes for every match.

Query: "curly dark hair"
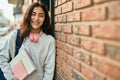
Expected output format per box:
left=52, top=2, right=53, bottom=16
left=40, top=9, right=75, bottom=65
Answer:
left=20, top=2, right=54, bottom=40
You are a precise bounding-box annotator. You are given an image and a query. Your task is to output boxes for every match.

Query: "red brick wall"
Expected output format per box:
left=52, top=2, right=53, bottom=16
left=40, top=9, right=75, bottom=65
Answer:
left=54, top=0, right=120, bottom=80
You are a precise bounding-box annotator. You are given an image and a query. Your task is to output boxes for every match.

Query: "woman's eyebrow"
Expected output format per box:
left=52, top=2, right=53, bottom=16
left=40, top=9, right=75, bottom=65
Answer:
left=39, top=13, right=44, bottom=15
left=32, top=12, right=44, bottom=14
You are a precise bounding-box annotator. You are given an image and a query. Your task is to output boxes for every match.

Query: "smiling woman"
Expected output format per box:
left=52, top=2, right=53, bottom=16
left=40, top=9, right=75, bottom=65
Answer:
left=0, top=2, right=56, bottom=80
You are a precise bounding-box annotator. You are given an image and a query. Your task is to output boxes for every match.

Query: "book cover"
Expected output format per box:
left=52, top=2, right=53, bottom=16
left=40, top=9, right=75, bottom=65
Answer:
left=10, top=48, right=36, bottom=79
left=11, top=60, right=28, bottom=80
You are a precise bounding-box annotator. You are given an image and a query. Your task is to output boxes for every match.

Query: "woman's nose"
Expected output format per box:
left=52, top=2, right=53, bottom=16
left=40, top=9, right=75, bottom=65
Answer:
left=35, top=15, right=39, bottom=20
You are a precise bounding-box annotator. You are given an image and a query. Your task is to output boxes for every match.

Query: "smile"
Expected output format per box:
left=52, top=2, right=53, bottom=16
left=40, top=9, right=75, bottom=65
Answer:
left=32, top=21, right=40, bottom=25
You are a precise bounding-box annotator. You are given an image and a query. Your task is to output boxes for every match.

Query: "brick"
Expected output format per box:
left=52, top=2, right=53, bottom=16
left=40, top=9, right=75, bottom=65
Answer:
left=93, top=0, right=107, bottom=3
left=92, top=55, right=120, bottom=79
left=74, top=11, right=81, bottom=21
left=58, top=0, right=62, bottom=5
left=92, top=24, right=115, bottom=39
left=55, top=6, right=62, bottom=15
left=64, top=44, right=73, bottom=55
left=62, top=62, right=73, bottom=77
left=55, top=25, right=62, bottom=32
left=106, top=45, right=120, bottom=62
left=60, top=33, right=67, bottom=42
left=60, top=69, right=67, bottom=80
left=108, top=2, right=120, bottom=20
left=62, top=25, right=72, bottom=33
left=56, top=65, right=61, bottom=75
left=61, top=14, right=67, bottom=23
left=56, top=40, right=65, bottom=50
left=116, top=49, right=120, bottom=60
left=73, top=59, right=81, bottom=72
left=62, top=74, right=73, bottom=80
left=62, top=0, right=67, bottom=4
left=81, top=64, right=94, bottom=80
left=56, top=32, right=67, bottom=42
left=66, top=75, right=74, bottom=80
left=66, top=11, right=81, bottom=22
left=73, top=25, right=91, bottom=36
left=66, top=55, right=74, bottom=67
left=67, top=12, right=74, bottom=22
left=79, top=50, right=91, bottom=65
left=62, top=1, right=73, bottom=13
left=56, top=56, right=62, bottom=66
left=56, top=33, right=61, bottom=40
left=82, top=7, right=106, bottom=21
left=81, top=39, right=105, bottom=55
left=57, top=14, right=67, bottom=23
left=92, top=23, right=120, bottom=40
left=91, top=41, right=105, bottom=55
left=57, top=49, right=67, bottom=61
left=106, top=77, right=118, bottom=80
left=105, top=63, right=120, bottom=79
left=81, top=38, right=92, bottom=51
left=67, top=35, right=80, bottom=46
left=57, top=15, right=62, bottom=22
left=73, top=48, right=81, bottom=60
left=75, top=0, right=92, bottom=9
left=73, top=70, right=85, bottom=80
left=116, top=24, right=120, bottom=40
left=92, top=55, right=101, bottom=68
left=73, top=47, right=92, bottom=66
left=93, top=72, right=106, bottom=80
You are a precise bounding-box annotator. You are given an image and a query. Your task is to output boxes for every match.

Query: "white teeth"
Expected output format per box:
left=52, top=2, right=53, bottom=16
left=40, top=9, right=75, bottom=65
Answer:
left=33, top=21, right=39, bottom=24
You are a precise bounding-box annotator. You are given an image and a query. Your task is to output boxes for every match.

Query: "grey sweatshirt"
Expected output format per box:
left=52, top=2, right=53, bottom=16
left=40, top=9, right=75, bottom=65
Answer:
left=0, top=30, right=56, bottom=80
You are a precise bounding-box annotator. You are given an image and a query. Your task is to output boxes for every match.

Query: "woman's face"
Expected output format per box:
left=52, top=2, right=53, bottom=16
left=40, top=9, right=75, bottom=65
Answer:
left=30, top=6, right=45, bottom=30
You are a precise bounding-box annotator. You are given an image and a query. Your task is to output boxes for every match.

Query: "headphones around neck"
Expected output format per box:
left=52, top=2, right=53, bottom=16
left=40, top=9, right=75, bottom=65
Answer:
left=29, top=31, right=43, bottom=43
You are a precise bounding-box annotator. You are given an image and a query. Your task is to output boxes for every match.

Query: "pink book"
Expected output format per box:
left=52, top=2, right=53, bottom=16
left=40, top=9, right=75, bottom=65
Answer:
left=11, top=60, right=28, bottom=80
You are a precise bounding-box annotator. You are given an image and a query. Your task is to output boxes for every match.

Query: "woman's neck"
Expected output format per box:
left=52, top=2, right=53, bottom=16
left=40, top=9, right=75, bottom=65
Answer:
left=31, top=28, right=41, bottom=34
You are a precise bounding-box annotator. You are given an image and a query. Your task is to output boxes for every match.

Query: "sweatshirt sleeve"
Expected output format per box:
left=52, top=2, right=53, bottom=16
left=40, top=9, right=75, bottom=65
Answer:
left=0, top=31, right=17, bottom=80
left=43, top=36, right=56, bottom=80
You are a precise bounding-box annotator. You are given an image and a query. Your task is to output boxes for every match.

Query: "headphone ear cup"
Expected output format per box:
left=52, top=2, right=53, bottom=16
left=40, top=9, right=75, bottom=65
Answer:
left=29, top=34, right=34, bottom=42
left=34, top=34, right=39, bottom=42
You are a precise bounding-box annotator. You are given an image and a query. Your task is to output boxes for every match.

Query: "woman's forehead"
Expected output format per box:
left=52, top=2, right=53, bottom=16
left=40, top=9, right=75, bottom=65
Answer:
left=32, top=7, right=44, bottom=13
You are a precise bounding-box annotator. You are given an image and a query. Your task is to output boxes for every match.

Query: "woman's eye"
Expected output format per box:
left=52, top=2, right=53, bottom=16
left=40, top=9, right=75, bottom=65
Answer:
left=39, top=15, right=44, bottom=17
left=32, top=12, right=36, bottom=16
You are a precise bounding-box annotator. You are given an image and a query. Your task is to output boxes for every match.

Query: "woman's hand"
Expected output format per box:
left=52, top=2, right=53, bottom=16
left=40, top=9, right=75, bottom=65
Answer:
left=12, top=77, right=19, bottom=80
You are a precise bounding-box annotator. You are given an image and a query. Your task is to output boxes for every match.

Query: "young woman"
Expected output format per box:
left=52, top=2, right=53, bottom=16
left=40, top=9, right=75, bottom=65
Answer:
left=0, top=2, right=56, bottom=80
